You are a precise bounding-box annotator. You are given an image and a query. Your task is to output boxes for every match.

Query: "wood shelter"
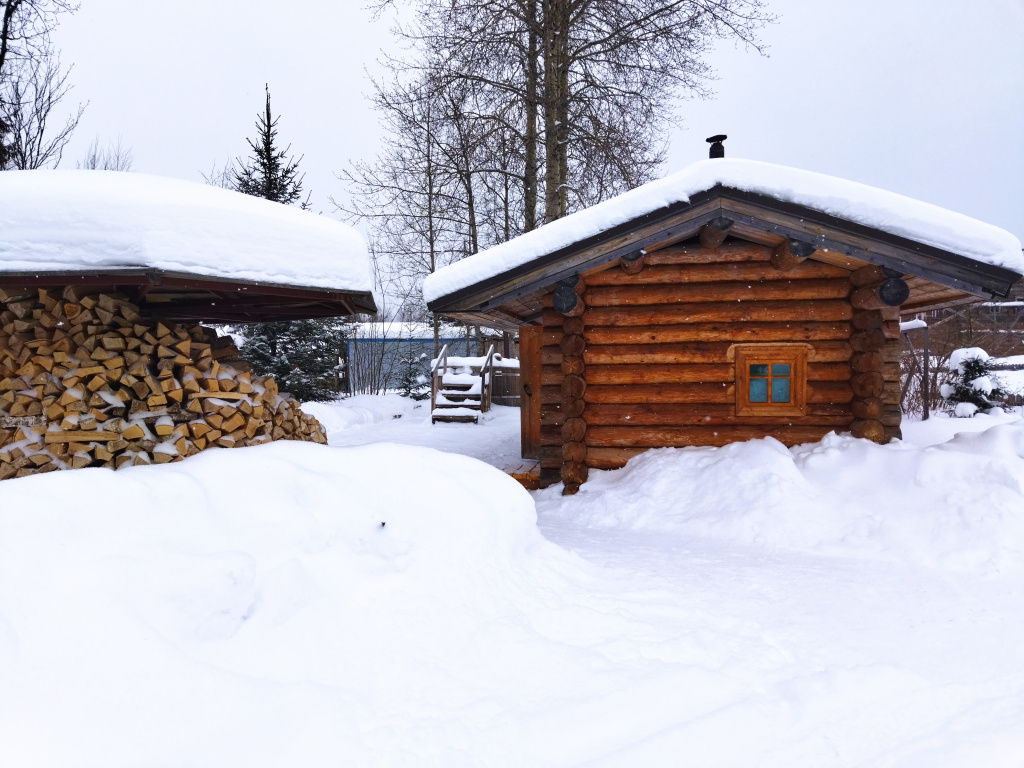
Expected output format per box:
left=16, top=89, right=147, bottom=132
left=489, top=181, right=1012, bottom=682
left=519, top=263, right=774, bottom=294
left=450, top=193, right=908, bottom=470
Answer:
left=0, top=171, right=378, bottom=480
left=425, top=160, right=1023, bottom=492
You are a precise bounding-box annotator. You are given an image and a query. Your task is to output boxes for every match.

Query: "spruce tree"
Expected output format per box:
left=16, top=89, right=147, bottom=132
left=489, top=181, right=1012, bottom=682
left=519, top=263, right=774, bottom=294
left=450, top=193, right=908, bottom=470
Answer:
left=231, top=86, right=345, bottom=401
left=233, top=85, right=306, bottom=205
left=240, top=319, right=350, bottom=403
left=940, top=347, right=1006, bottom=417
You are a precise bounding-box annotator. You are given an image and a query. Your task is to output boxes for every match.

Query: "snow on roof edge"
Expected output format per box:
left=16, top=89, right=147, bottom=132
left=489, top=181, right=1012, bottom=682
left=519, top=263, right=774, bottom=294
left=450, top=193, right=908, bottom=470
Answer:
left=423, top=159, right=1024, bottom=305
left=0, top=170, right=375, bottom=296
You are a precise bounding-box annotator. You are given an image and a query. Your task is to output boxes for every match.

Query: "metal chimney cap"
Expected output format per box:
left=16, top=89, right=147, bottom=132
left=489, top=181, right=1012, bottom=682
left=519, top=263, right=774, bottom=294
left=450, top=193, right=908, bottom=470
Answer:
left=706, top=134, right=727, bottom=159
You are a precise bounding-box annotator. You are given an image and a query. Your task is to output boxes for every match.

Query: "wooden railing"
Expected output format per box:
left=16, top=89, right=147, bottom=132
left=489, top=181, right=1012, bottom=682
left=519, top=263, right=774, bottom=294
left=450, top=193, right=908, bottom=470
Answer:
left=430, top=343, right=449, bottom=413
left=479, top=344, right=496, bottom=412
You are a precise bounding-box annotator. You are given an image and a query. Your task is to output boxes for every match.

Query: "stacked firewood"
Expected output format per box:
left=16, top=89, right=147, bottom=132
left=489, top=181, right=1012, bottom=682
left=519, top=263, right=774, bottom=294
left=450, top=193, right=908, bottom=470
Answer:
left=0, top=286, right=327, bottom=481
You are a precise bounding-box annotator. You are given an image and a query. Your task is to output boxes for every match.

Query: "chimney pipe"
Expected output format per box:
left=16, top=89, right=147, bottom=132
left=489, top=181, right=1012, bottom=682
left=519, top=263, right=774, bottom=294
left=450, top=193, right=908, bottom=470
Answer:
left=706, top=134, right=727, bottom=159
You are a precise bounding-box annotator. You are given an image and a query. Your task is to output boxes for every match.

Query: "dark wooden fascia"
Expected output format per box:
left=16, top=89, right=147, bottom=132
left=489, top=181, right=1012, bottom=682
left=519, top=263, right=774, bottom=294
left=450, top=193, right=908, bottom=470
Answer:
left=427, top=185, right=1022, bottom=317
left=0, top=268, right=377, bottom=317
left=427, top=194, right=724, bottom=313
left=714, top=188, right=1021, bottom=298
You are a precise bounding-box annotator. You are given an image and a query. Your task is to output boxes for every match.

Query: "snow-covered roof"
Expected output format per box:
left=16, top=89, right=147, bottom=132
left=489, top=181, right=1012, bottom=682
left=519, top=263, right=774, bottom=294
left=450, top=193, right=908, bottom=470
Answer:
left=423, top=158, right=1024, bottom=304
left=0, top=170, right=374, bottom=294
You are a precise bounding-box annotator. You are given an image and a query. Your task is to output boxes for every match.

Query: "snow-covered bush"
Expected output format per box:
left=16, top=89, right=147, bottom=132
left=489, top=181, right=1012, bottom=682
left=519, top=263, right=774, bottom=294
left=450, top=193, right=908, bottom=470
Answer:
left=940, top=347, right=1006, bottom=416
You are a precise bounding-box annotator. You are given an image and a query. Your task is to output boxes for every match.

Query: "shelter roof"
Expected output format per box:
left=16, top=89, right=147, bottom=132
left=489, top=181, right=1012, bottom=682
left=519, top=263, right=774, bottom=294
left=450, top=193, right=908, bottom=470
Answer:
left=0, top=171, right=377, bottom=320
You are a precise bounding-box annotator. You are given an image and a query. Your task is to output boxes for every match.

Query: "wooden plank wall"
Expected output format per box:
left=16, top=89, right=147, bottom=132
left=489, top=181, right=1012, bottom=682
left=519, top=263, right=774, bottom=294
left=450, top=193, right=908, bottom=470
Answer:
left=537, top=244, right=870, bottom=486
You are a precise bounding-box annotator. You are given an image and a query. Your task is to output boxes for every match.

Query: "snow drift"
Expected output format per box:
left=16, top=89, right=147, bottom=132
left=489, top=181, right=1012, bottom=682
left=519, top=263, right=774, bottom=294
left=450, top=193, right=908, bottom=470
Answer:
left=537, top=426, right=1024, bottom=572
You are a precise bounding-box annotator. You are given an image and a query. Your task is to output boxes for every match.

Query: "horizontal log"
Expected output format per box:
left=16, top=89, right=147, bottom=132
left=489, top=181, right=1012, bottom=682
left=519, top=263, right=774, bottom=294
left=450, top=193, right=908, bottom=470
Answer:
left=585, top=322, right=852, bottom=345
left=620, top=253, right=646, bottom=275
left=561, top=375, right=586, bottom=399
left=850, top=419, right=885, bottom=442
left=643, top=242, right=771, bottom=265
left=809, top=381, right=854, bottom=404
left=770, top=239, right=815, bottom=271
left=850, top=264, right=888, bottom=287
left=584, top=260, right=848, bottom=286
left=563, top=316, right=585, bottom=336
left=585, top=447, right=646, bottom=470
left=852, top=397, right=884, bottom=420
left=580, top=299, right=852, bottom=327
left=585, top=424, right=841, bottom=448
left=698, top=217, right=734, bottom=249
left=544, top=340, right=853, bottom=365
left=543, top=362, right=850, bottom=386
left=585, top=279, right=851, bottom=307
left=585, top=382, right=734, bottom=404
left=581, top=380, right=851, bottom=406
left=583, top=402, right=851, bottom=427
left=560, top=334, right=586, bottom=357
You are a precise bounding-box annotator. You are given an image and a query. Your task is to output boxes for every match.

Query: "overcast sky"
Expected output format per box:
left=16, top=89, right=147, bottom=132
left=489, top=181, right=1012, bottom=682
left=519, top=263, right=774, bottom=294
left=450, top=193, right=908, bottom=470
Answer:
left=52, top=0, right=1024, bottom=241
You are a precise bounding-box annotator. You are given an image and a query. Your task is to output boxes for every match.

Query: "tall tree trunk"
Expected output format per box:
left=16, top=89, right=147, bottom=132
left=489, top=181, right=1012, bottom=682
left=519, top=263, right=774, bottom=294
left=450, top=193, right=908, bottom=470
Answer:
left=542, top=0, right=570, bottom=222
left=523, top=0, right=539, bottom=232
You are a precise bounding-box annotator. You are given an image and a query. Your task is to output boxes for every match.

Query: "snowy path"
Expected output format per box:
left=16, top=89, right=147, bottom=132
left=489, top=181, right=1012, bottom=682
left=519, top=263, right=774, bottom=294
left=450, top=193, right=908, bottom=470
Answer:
left=304, top=395, right=525, bottom=472
left=533, top=519, right=1024, bottom=764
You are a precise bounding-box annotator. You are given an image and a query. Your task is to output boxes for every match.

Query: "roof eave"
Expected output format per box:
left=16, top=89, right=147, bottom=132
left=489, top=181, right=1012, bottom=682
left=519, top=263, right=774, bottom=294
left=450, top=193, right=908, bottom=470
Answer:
left=428, top=185, right=1022, bottom=316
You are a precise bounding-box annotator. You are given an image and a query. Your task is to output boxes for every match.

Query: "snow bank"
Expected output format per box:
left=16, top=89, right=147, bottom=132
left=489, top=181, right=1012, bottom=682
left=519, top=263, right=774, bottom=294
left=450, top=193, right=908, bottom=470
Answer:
left=0, top=441, right=566, bottom=766
left=0, top=170, right=374, bottom=293
left=424, top=158, right=1024, bottom=303
left=300, top=393, right=421, bottom=432
left=536, top=424, right=1024, bottom=572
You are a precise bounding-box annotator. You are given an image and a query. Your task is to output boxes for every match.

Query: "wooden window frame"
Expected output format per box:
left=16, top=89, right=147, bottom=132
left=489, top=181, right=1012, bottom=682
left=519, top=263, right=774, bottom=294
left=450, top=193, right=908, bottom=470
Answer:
left=734, top=344, right=808, bottom=418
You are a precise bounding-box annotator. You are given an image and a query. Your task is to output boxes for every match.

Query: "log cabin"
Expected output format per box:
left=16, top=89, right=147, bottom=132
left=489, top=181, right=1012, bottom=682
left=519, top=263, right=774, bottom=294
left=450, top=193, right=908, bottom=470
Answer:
left=424, top=152, right=1024, bottom=493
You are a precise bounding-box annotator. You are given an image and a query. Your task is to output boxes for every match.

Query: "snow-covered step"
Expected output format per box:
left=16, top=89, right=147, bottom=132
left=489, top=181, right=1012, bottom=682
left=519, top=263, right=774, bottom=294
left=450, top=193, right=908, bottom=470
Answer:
left=431, top=406, right=479, bottom=424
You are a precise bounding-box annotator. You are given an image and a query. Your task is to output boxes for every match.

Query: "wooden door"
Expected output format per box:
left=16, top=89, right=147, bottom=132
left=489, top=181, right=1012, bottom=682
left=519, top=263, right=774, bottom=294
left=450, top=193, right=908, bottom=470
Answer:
left=518, top=326, right=542, bottom=459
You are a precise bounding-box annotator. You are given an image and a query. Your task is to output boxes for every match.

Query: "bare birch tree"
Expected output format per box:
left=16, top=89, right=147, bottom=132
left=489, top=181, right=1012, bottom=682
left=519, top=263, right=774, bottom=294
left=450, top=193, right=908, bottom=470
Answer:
left=0, top=0, right=81, bottom=169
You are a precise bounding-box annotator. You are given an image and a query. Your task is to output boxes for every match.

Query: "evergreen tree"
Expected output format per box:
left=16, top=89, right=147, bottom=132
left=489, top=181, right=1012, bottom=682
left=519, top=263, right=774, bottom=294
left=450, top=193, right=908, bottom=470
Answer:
left=230, top=86, right=345, bottom=401
left=940, top=347, right=1006, bottom=417
left=240, top=319, right=351, bottom=403
left=233, top=84, right=306, bottom=205
left=397, top=346, right=429, bottom=399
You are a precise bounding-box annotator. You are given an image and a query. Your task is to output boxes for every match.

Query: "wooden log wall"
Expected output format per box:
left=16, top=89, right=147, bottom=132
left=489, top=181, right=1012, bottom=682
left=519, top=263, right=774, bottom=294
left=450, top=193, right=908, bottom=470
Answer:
left=0, top=286, right=327, bottom=481
left=536, top=243, right=905, bottom=487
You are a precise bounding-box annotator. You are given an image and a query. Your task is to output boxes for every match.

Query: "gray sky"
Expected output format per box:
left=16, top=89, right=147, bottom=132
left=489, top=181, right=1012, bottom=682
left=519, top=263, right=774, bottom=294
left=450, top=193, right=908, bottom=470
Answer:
left=53, top=0, right=1024, bottom=241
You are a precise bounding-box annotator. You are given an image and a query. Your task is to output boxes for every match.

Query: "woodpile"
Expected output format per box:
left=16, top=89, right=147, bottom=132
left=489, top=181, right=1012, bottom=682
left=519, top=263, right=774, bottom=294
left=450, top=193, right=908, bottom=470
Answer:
left=0, top=286, right=327, bottom=481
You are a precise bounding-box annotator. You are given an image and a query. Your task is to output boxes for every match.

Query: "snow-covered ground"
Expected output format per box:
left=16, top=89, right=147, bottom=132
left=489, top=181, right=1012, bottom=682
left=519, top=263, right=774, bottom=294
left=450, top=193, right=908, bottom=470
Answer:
left=2, top=399, right=1024, bottom=766
left=305, top=394, right=527, bottom=471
